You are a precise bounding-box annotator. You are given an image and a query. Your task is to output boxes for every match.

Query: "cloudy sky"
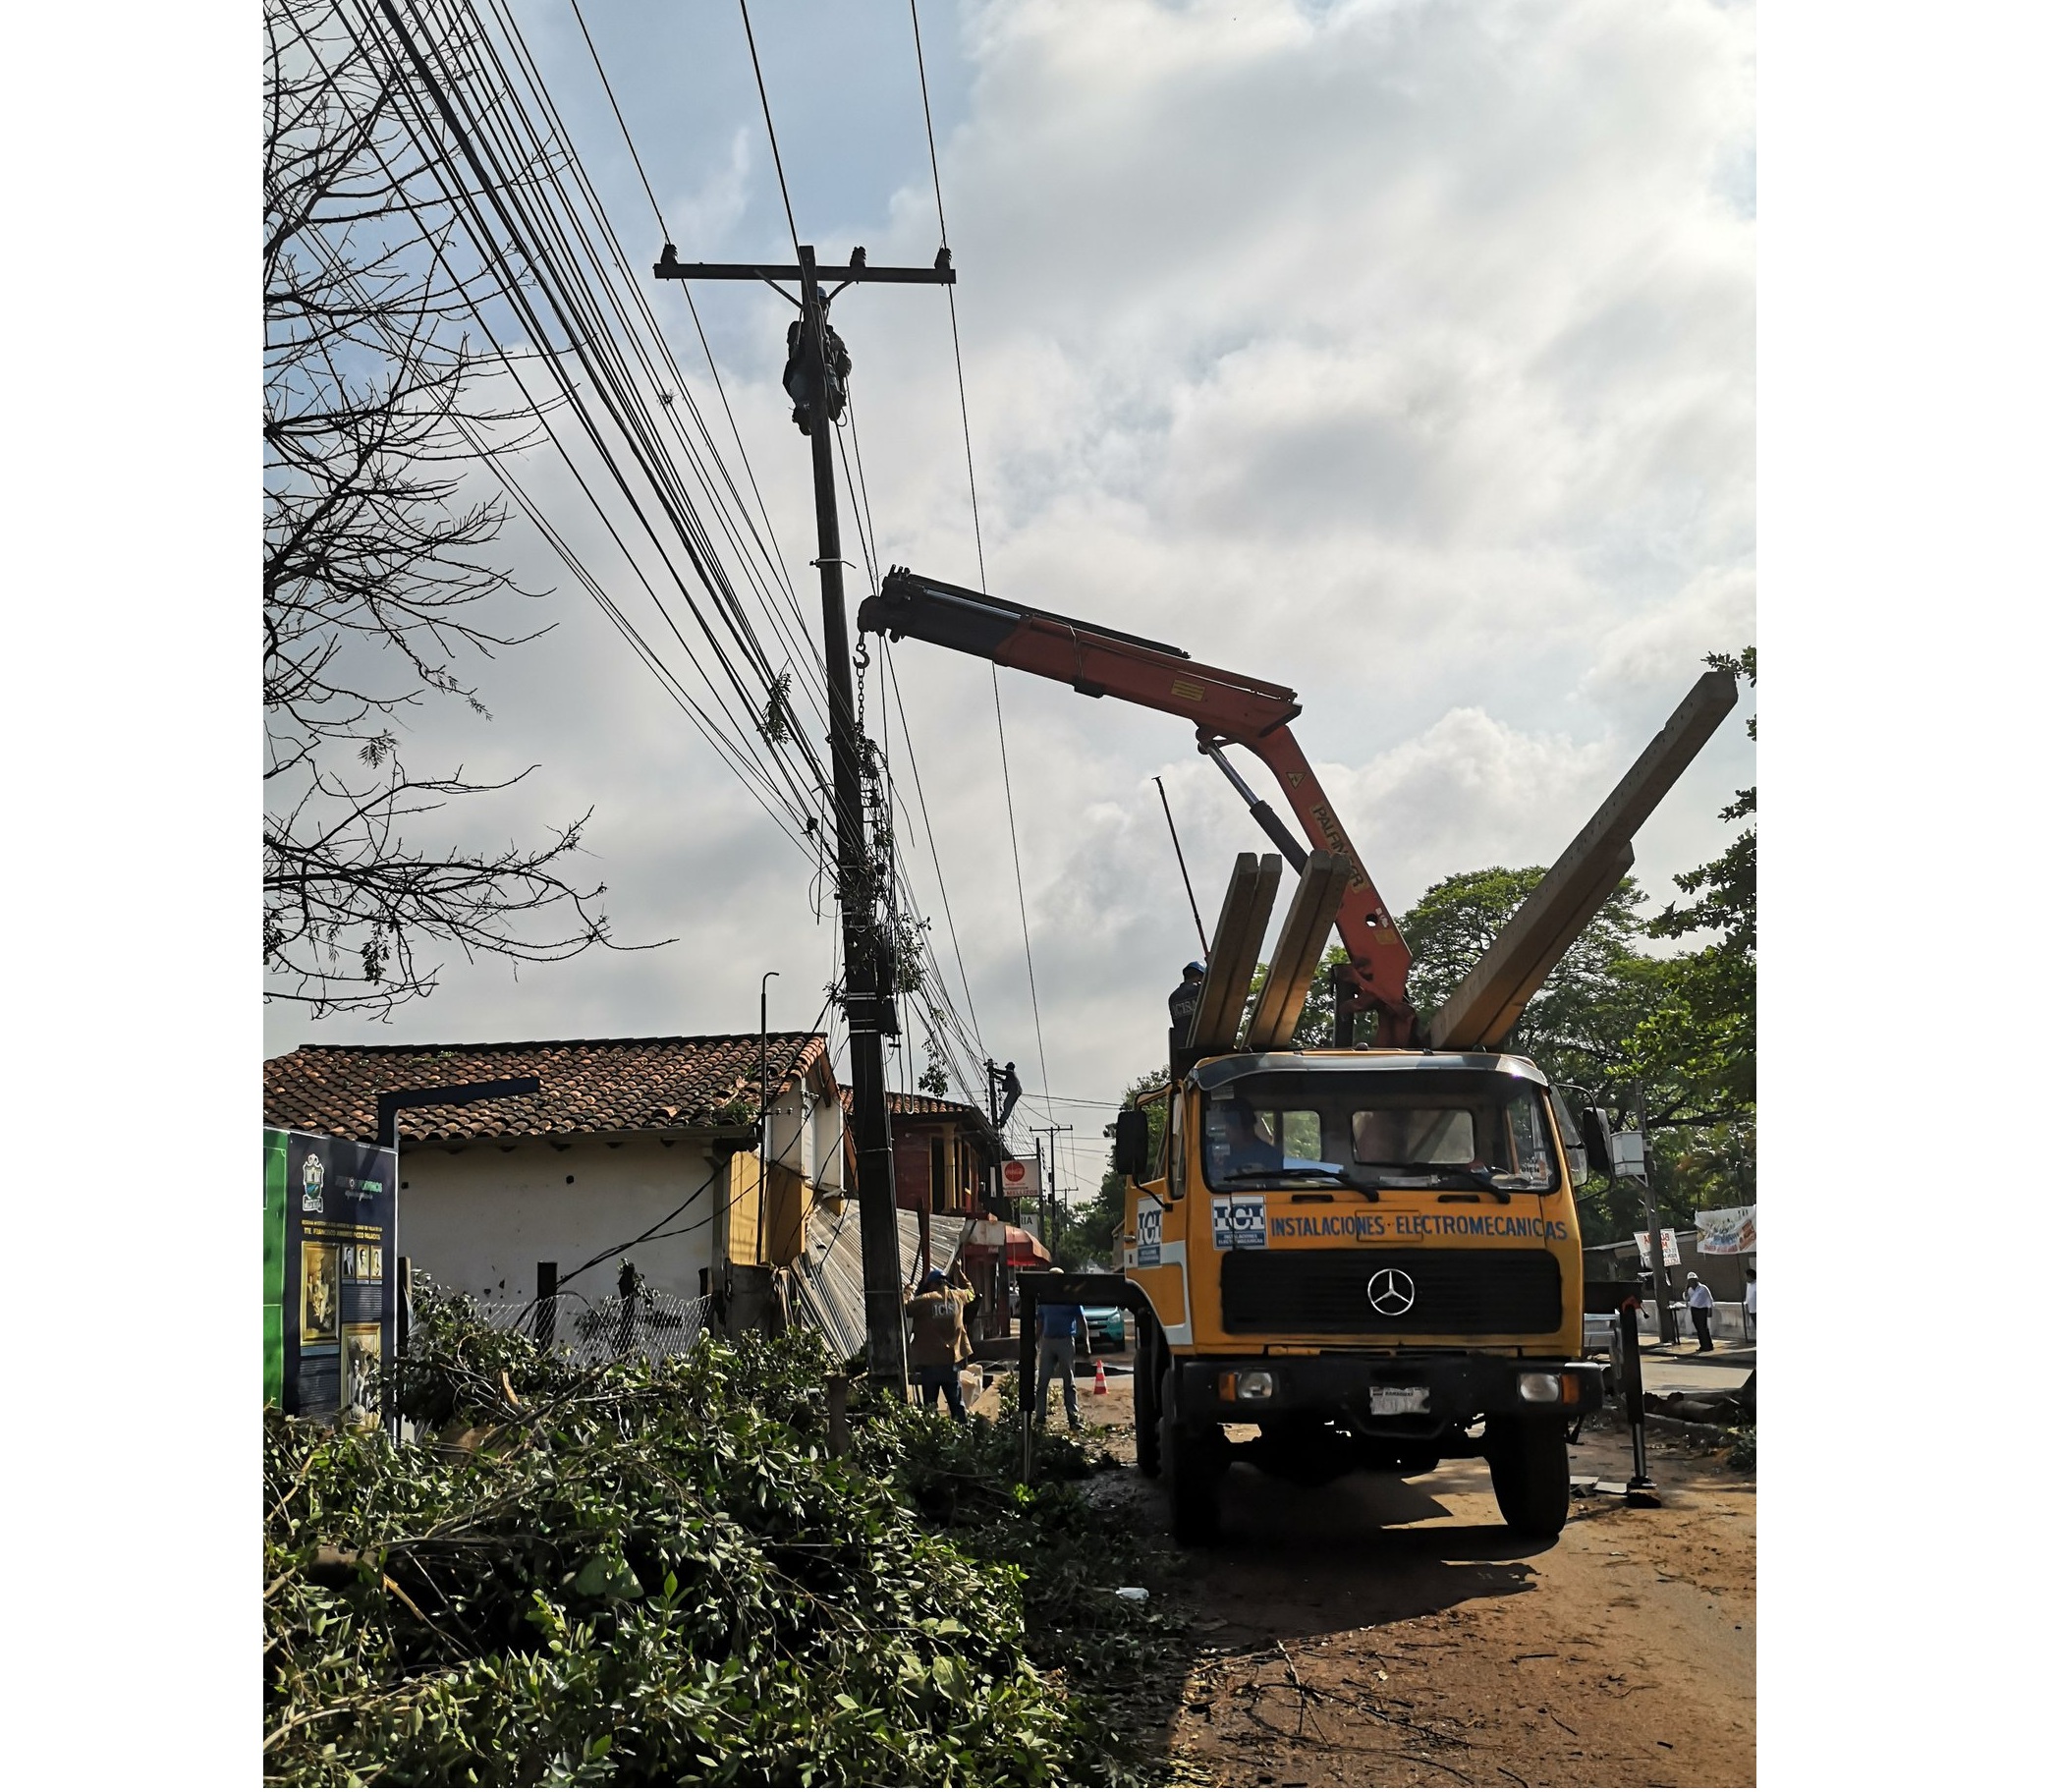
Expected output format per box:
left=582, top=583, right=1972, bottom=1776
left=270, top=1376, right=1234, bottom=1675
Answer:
left=267, top=0, right=1756, bottom=1199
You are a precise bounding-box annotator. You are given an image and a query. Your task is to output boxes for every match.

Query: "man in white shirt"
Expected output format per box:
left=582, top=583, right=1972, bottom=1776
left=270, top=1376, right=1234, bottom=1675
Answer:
left=1685, top=1271, right=1716, bottom=1353
left=1744, top=1267, right=1756, bottom=1342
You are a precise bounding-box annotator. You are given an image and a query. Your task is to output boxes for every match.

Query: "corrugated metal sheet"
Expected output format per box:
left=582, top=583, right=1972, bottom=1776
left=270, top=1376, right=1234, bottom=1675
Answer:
left=789, top=1206, right=969, bottom=1366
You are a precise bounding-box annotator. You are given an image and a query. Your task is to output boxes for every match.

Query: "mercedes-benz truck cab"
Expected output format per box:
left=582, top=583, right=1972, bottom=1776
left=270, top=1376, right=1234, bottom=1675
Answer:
left=1121, top=1047, right=1602, bottom=1543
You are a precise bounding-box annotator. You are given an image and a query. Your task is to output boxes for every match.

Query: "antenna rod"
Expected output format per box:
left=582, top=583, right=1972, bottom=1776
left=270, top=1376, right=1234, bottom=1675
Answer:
left=1155, top=775, right=1210, bottom=956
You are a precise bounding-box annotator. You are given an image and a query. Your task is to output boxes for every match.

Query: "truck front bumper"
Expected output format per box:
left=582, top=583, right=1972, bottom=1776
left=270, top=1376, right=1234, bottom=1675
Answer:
left=1173, top=1352, right=1604, bottom=1427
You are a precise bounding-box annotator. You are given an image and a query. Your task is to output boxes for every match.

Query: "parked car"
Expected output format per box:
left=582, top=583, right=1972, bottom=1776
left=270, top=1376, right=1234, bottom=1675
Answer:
left=1079, top=1305, right=1128, bottom=1359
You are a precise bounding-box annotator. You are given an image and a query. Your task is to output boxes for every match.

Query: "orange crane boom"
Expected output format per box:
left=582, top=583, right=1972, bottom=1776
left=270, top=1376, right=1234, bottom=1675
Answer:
left=859, top=567, right=1417, bottom=1042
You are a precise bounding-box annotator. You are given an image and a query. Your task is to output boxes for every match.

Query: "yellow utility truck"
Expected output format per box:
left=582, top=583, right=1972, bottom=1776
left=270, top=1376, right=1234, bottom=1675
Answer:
left=861, top=568, right=1737, bottom=1543
left=1115, top=1034, right=1601, bottom=1541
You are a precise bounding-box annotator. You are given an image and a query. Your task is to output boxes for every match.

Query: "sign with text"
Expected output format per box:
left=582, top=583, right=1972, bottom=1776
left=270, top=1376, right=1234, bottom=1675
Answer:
left=1135, top=1198, right=1162, bottom=1267
left=1211, top=1193, right=1268, bottom=1251
left=1635, top=1228, right=1682, bottom=1268
left=1695, top=1206, right=1756, bottom=1256
left=265, top=1128, right=397, bottom=1427
left=1000, top=1157, right=1041, bottom=1198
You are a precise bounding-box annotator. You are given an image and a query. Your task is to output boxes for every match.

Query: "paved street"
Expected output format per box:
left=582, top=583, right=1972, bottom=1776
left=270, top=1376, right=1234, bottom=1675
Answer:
left=1636, top=1341, right=1755, bottom=1398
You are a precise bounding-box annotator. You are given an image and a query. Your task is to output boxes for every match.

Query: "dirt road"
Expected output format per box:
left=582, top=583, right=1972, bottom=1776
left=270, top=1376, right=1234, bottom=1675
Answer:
left=1067, top=1370, right=1755, bottom=1787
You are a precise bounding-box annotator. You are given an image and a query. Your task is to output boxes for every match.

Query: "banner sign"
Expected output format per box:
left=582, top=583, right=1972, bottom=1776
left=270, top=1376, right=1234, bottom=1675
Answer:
left=1000, top=1157, right=1041, bottom=1197
left=265, top=1128, right=398, bottom=1427
left=1635, top=1228, right=1682, bottom=1268
left=1695, top=1205, right=1757, bottom=1256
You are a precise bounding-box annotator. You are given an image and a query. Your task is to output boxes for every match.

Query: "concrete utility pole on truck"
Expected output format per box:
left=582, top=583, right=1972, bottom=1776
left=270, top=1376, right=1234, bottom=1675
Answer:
left=863, top=571, right=1737, bottom=1542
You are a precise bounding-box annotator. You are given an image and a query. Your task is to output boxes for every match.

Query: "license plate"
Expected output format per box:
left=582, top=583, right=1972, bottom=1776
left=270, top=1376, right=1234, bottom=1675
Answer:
left=1368, top=1385, right=1430, bottom=1416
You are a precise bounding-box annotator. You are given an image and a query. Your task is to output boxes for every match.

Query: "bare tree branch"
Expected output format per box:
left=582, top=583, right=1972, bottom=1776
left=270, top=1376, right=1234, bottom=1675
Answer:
left=264, top=0, right=643, bottom=1018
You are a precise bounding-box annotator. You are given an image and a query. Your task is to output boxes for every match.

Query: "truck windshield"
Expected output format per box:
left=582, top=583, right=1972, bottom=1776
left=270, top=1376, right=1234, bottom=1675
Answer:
left=1199, top=1069, right=1562, bottom=1196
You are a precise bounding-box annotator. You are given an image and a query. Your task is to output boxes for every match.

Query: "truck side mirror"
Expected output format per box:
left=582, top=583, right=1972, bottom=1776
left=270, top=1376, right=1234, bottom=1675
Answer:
left=1581, top=1107, right=1613, bottom=1177
left=1112, top=1108, right=1150, bottom=1179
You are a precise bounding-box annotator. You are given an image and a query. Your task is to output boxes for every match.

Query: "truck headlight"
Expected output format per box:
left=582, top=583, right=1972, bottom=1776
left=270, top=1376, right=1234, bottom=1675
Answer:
left=1218, top=1370, right=1275, bottom=1401
left=1518, top=1372, right=1561, bottom=1403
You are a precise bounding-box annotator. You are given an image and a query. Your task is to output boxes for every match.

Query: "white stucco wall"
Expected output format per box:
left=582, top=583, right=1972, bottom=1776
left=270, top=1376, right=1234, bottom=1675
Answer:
left=397, top=1134, right=724, bottom=1306
left=394, top=1056, right=846, bottom=1308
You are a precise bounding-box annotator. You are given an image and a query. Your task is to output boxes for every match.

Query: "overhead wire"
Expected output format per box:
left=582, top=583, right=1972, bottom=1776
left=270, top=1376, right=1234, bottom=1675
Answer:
left=278, top=1, right=818, bottom=853
left=568, top=0, right=667, bottom=238
left=907, top=1, right=1057, bottom=1133
left=723, top=0, right=991, bottom=1108
left=535, top=0, right=818, bottom=668
left=737, top=0, right=802, bottom=259
left=365, top=0, right=838, bottom=847
left=314, top=0, right=1002, bottom=1114
left=456, top=0, right=828, bottom=751
left=880, top=639, right=984, bottom=1050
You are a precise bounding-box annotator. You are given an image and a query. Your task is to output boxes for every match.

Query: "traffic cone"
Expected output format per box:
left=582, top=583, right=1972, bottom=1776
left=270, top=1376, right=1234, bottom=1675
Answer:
left=1092, top=1359, right=1108, bottom=1397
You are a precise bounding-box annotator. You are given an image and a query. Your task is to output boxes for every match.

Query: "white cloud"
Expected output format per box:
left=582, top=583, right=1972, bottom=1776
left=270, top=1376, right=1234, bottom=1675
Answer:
left=663, top=127, right=753, bottom=252
left=1582, top=565, right=1755, bottom=707
left=1324, top=706, right=1625, bottom=905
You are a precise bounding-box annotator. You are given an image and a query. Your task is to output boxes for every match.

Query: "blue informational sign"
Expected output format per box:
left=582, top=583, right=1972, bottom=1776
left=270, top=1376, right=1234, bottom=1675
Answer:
left=267, top=1129, right=398, bottom=1426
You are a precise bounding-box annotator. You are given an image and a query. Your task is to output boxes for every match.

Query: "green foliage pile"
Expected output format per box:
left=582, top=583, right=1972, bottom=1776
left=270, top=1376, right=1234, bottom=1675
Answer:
left=264, top=1286, right=1166, bottom=1785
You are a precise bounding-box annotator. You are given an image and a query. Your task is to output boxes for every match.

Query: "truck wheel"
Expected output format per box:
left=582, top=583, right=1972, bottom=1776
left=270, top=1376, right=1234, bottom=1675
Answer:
left=1486, top=1414, right=1570, bottom=1538
left=1134, top=1327, right=1161, bottom=1479
left=1160, top=1367, right=1221, bottom=1544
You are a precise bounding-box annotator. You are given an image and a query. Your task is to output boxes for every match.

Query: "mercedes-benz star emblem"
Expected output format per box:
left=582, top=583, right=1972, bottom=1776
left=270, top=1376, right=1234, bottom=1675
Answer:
left=1366, top=1267, right=1417, bottom=1316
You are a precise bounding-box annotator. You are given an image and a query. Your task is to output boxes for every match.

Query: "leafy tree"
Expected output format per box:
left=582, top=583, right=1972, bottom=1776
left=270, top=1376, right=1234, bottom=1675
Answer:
left=1054, top=1067, right=1166, bottom=1270
left=1402, top=867, right=1653, bottom=1095
left=1641, top=645, right=1756, bottom=1121
left=264, top=0, right=626, bottom=1017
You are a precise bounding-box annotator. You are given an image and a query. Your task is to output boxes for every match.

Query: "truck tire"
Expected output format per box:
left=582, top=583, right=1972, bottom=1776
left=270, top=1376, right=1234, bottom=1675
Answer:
left=1485, top=1414, right=1570, bottom=1538
left=1134, top=1326, right=1161, bottom=1479
left=1160, top=1367, right=1221, bottom=1544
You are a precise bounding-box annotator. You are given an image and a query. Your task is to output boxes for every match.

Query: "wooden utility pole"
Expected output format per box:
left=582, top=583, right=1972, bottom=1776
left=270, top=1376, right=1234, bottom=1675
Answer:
left=1031, top=1122, right=1072, bottom=1250
left=654, top=243, right=955, bottom=1388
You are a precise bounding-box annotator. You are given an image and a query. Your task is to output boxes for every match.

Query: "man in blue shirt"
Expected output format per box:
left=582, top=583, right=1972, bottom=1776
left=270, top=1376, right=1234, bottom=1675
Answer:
left=1035, top=1299, right=1088, bottom=1431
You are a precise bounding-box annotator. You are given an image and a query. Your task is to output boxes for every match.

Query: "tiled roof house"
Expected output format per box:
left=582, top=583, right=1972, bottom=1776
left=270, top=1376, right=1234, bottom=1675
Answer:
left=263, top=1034, right=844, bottom=1312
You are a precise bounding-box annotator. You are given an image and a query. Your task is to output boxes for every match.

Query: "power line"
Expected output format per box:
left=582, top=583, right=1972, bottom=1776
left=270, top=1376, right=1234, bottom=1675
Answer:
left=569, top=0, right=666, bottom=239
left=908, top=3, right=986, bottom=589
left=543, top=0, right=993, bottom=1110
left=881, top=640, right=984, bottom=1053
left=545, top=0, right=822, bottom=758
left=369, top=0, right=836, bottom=842
left=988, top=685, right=1056, bottom=1130
left=906, top=0, right=1055, bottom=1133
left=737, top=0, right=801, bottom=258
left=495, top=0, right=823, bottom=719
left=283, top=1, right=819, bottom=853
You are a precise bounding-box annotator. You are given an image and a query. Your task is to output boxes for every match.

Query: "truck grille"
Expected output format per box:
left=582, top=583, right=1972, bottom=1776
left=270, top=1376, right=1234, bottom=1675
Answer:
left=1219, top=1249, right=1562, bottom=1335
